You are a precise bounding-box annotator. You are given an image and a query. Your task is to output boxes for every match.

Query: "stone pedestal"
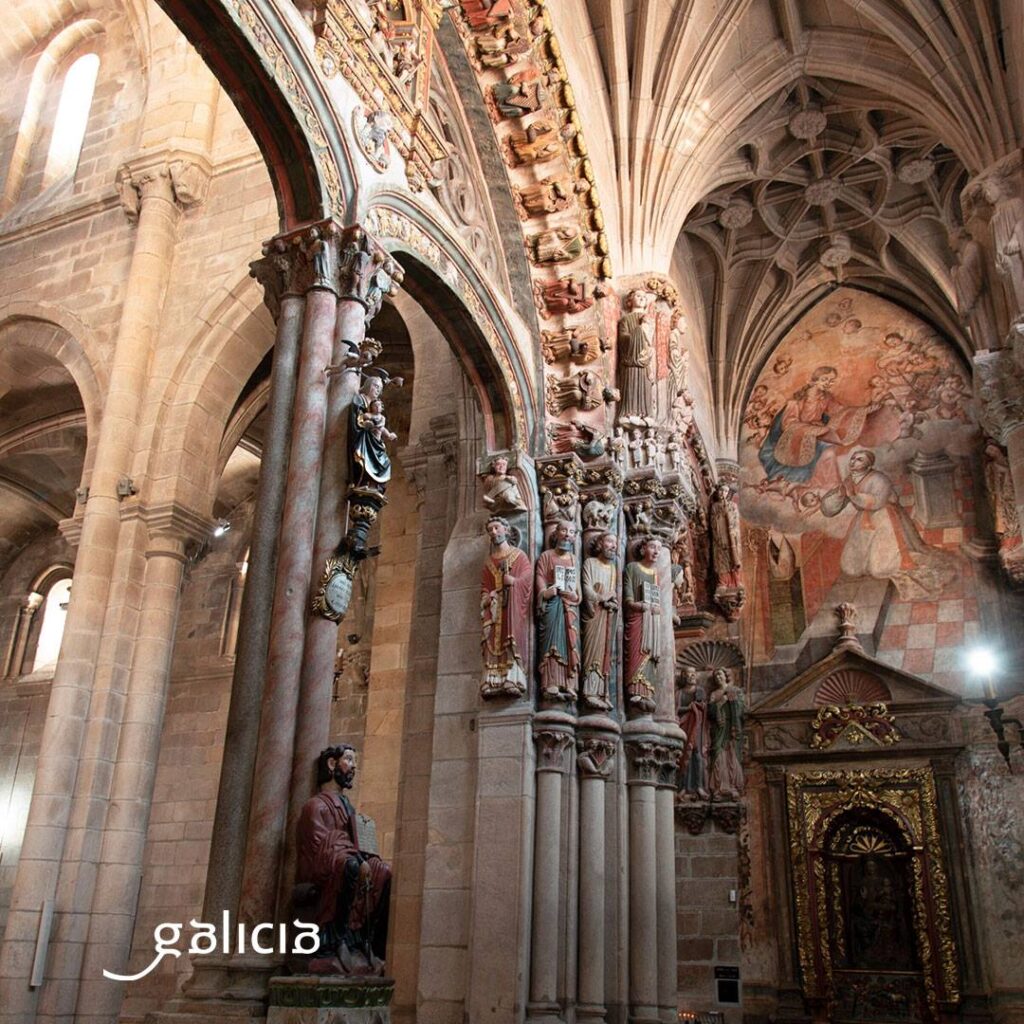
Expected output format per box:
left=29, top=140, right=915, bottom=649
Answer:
left=266, top=975, right=394, bottom=1024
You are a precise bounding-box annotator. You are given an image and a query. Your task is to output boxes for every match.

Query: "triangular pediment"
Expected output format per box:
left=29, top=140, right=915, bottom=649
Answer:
left=751, top=647, right=960, bottom=718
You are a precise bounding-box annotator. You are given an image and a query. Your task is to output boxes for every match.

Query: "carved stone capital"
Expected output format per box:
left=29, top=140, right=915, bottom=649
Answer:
left=974, top=349, right=1024, bottom=443
left=535, top=728, right=575, bottom=773
left=250, top=220, right=348, bottom=314
left=576, top=736, right=617, bottom=779
left=58, top=514, right=85, bottom=548
left=653, top=742, right=681, bottom=789
left=338, top=225, right=404, bottom=319
left=624, top=738, right=660, bottom=785
left=120, top=500, right=216, bottom=547
left=116, top=153, right=213, bottom=221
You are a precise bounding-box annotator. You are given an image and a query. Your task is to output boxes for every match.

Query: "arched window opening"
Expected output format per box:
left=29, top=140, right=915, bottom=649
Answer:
left=40, top=53, right=100, bottom=191
left=31, top=577, right=72, bottom=672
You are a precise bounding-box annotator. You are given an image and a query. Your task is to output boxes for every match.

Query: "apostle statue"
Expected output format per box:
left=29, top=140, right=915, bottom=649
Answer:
left=535, top=520, right=581, bottom=701
left=710, top=482, right=742, bottom=590
left=677, top=667, right=710, bottom=800
left=295, top=745, right=392, bottom=975
left=708, top=669, right=745, bottom=800
left=351, top=375, right=393, bottom=492
left=617, top=288, right=656, bottom=423
left=623, top=535, right=663, bottom=713
left=481, top=455, right=527, bottom=514
left=982, top=166, right=1024, bottom=315
left=481, top=516, right=532, bottom=698
left=580, top=531, right=618, bottom=711
left=950, top=227, right=998, bottom=349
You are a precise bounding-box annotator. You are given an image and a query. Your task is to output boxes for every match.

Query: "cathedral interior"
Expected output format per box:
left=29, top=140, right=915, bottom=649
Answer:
left=0, top=1, right=1022, bottom=1023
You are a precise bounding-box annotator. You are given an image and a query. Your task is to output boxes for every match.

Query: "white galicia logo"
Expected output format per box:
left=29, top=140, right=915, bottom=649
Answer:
left=103, top=912, right=319, bottom=981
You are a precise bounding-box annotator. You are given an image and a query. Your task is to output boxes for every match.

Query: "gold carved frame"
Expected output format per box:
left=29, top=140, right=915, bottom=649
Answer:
left=787, top=767, right=960, bottom=1020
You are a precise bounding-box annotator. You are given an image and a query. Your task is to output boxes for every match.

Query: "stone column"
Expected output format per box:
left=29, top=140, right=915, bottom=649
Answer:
left=0, top=159, right=187, bottom=1022
left=576, top=726, right=618, bottom=1023
left=624, top=729, right=660, bottom=1024
left=2, top=592, right=43, bottom=678
left=654, top=738, right=682, bottom=1023
left=238, top=225, right=342, bottom=927
left=528, top=714, right=575, bottom=1023
left=202, top=239, right=306, bottom=920
left=283, top=231, right=403, bottom=911
left=75, top=504, right=212, bottom=1022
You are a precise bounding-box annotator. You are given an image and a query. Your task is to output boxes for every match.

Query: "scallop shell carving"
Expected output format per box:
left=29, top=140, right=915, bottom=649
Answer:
left=813, top=669, right=891, bottom=707
left=676, top=639, right=745, bottom=673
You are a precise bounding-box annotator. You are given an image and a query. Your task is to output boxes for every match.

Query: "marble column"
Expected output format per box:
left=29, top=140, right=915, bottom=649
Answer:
left=528, top=714, right=575, bottom=1023
left=0, top=158, right=189, bottom=1022
left=654, top=739, right=682, bottom=1023
left=2, top=592, right=43, bottom=678
left=201, top=241, right=306, bottom=921
left=239, top=225, right=341, bottom=927
left=75, top=504, right=212, bottom=1023
left=624, top=729, right=660, bottom=1024
left=576, top=726, right=618, bottom=1023
left=282, top=230, right=403, bottom=912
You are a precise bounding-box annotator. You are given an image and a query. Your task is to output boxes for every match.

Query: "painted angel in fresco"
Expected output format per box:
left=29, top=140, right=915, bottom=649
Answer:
left=757, top=366, right=879, bottom=494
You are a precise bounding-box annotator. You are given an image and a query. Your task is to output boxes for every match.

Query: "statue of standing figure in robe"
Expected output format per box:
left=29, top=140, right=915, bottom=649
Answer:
left=622, top=535, right=663, bottom=713
left=708, top=668, right=745, bottom=799
left=535, top=520, right=581, bottom=701
left=481, top=516, right=532, bottom=698
left=616, top=289, right=657, bottom=423
left=580, top=531, right=618, bottom=711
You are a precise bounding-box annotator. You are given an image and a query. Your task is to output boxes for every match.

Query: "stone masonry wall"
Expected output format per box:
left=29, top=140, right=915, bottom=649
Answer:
left=676, top=815, right=742, bottom=1024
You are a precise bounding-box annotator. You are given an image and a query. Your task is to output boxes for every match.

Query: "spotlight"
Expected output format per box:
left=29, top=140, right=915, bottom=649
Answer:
left=213, top=519, right=231, bottom=538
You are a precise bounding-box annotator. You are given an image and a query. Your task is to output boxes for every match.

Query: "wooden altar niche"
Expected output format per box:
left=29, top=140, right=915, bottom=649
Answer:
left=744, top=647, right=985, bottom=1024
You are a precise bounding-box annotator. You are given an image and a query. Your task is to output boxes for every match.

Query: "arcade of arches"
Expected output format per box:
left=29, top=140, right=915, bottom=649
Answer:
left=0, top=2, right=1022, bottom=1024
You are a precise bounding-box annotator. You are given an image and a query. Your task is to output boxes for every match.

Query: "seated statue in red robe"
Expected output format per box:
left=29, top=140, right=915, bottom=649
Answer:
left=295, top=745, right=392, bottom=975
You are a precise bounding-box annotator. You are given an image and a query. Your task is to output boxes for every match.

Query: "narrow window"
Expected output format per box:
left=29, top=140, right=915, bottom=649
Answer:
left=32, top=577, right=72, bottom=672
left=40, top=52, right=99, bottom=190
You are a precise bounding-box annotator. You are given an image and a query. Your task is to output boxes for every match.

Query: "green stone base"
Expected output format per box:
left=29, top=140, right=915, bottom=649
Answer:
left=266, top=975, right=394, bottom=1024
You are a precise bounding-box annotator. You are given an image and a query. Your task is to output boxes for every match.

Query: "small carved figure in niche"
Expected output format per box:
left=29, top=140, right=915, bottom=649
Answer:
left=627, top=427, right=645, bottom=470
left=475, top=22, right=531, bottom=69
left=546, top=371, right=602, bottom=414
left=547, top=419, right=606, bottom=460
left=617, top=288, right=657, bottom=423
left=481, top=516, right=532, bottom=698
left=533, top=275, right=595, bottom=319
left=643, top=428, right=661, bottom=470
left=295, top=745, right=392, bottom=975
left=608, top=427, right=627, bottom=466
left=527, top=226, right=590, bottom=266
left=392, top=34, right=423, bottom=84
left=708, top=668, right=744, bottom=799
left=369, top=8, right=393, bottom=62
left=981, top=166, right=1024, bottom=315
left=582, top=496, right=616, bottom=534
left=677, top=667, right=710, bottom=800
left=489, top=67, right=547, bottom=120
left=351, top=376, right=394, bottom=492
left=623, top=535, right=663, bottom=714
left=461, top=0, right=513, bottom=30
left=541, top=484, right=577, bottom=527
left=664, top=432, right=683, bottom=472
left=482, top=455, right=527, bottom=514
left=671, top=522, right=696, bottom=616
left=580, top=531, right=618, bottom=711
left=535, top=520, right=581, bottom=701
left=353, top=97, right=393, bottom=172
left=514, top=176, right=576, bottom=220
left=541, top=326, right=602, bottom=364
left=950, top=227, right=998, bottom=348
left=710, top=482, right=742, bottom=589
left=505, top=120, right=562, bottom=166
